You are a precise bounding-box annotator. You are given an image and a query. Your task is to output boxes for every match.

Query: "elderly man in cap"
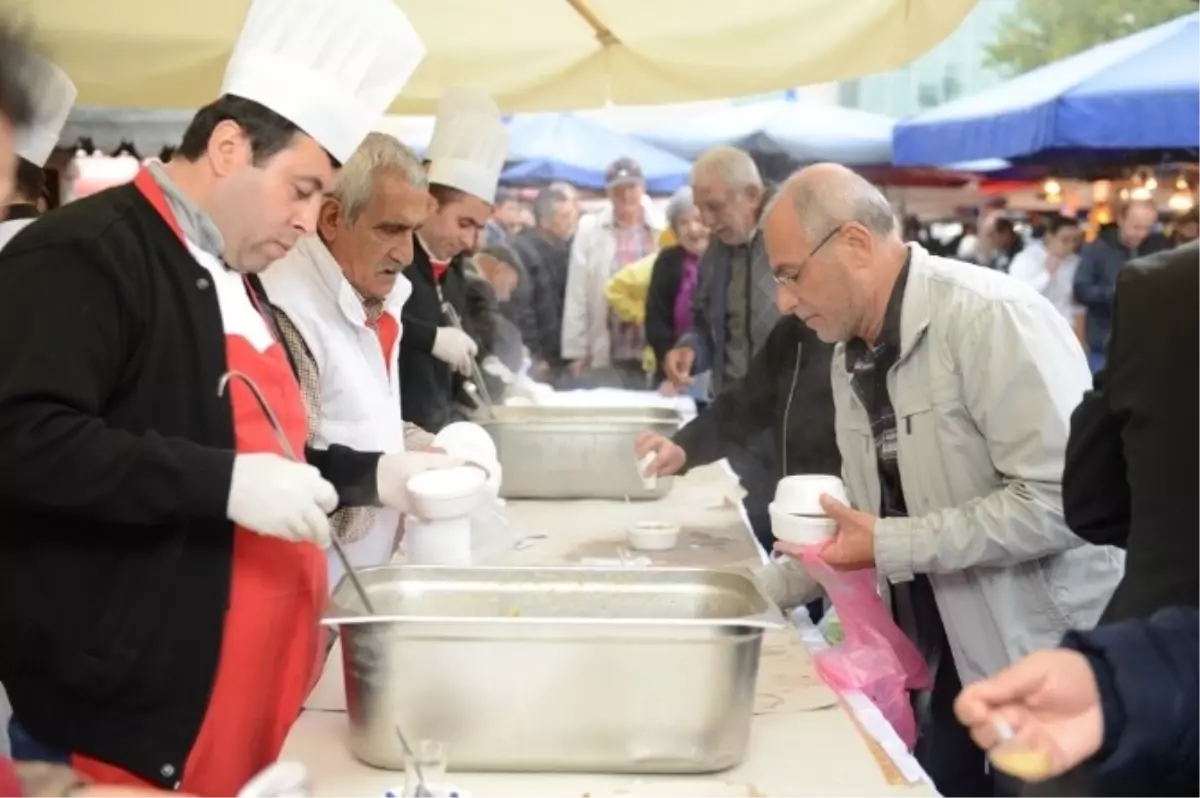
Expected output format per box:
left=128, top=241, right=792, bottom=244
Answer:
left=561, top=156, right=663, bottom=389
left=0, top=0, right=428, bottom=792
left=0, top=51, right=75, bottom=249
left=756, top=163, right=1123, bottom=796
left=400, top=87, right=508, bottom=432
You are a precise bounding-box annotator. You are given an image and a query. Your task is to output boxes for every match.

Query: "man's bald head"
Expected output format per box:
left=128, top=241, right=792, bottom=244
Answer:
left=762, top=164, right=907, bottom=344
left=768, top=163, right=897, bottom=243
left=691, top=146, right=764, bottom=245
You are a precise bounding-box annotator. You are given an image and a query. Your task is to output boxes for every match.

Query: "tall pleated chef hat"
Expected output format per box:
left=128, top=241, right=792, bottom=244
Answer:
left=425, top=87, right=508, bottom=205
left=14, top=53, right=77, bottom=167
left=221, top=0, right=426, bottom=164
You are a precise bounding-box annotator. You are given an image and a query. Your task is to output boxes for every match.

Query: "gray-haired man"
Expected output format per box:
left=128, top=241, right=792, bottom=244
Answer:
left=262, top=132, right=461, bottom=588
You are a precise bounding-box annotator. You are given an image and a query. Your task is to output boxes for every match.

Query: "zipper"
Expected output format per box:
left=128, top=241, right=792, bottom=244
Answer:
left=780, top=341, right=802, bottom=477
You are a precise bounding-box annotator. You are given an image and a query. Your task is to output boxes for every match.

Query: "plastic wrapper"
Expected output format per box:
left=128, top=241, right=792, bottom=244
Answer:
left=799, top=546, right=931, bottom=748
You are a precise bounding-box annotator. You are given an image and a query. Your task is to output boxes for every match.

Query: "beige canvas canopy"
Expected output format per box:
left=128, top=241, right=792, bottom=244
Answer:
left=14, top=0, right=976, bottom=113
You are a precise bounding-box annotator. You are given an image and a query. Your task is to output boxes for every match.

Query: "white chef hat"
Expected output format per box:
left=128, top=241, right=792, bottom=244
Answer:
left=425, top=88, right=508, bottom=204
left=221, top=0, right=426, bottom=165
left=14, top=53, right=77, bottom=167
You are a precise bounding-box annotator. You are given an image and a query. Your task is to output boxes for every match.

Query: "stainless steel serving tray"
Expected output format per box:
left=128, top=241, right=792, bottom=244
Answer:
left=478, top=405, right=682, bottom=500
left=325, top=565, right=785, bottom=773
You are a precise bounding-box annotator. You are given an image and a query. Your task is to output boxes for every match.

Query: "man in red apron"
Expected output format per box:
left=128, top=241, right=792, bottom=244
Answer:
left=0, top=0, right=426, bottom=794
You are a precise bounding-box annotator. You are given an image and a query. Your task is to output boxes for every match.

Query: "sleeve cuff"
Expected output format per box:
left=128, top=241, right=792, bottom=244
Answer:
left=1060, top=632, right=1126, bottom=763
left=874, top=517, right=915, bottom=584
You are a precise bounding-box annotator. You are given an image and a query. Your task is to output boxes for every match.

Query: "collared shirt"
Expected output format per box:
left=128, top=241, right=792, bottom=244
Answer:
left=844, top=254, right=946, bottom=701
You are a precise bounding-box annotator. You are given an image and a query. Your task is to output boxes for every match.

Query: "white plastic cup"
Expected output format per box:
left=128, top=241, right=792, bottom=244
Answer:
left=637, top=452, right=658, bottom=490
left=403, top=516, right=472, bottom=566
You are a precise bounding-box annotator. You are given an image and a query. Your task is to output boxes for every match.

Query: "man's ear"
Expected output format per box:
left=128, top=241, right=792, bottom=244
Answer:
left=206, top=120, right=252, bottom=177
left=317, top=198, right=342, bottom=242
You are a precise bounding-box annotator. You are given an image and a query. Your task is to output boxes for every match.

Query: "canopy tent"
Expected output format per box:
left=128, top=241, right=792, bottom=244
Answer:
left=20, top=0, right=975, bottom=113
left=632, top=97, right=895, bottom=165
left=499, top=113, right=691, bottom=193
left=892, top=12, right=1200, bottom=166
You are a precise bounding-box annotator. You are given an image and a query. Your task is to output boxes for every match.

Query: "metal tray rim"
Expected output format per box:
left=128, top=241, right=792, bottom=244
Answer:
left=324, top=564, right=786, bottom=630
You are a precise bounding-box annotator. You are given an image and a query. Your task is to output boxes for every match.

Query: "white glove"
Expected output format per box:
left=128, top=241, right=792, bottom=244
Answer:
left=753, top=556, right=823, bottom=611
left=227, top=453, right=339, bottom=548
left=376, top=451, right=466, bottom=512
left=432, top=327, right=478, bottom=376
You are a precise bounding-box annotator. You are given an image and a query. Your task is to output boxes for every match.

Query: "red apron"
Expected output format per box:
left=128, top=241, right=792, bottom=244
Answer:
left=72, top=169, right=328, bottom=796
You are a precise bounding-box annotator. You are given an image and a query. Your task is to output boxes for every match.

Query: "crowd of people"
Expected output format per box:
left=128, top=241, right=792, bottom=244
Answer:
left=0, top=0, right=1195, bottom=796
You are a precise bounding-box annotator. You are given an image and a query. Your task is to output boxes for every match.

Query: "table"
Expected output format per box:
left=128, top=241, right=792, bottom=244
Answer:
left=281, top=464, right=934, bottom=797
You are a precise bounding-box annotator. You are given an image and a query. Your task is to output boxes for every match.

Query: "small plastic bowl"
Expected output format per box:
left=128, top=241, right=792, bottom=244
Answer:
left=773, top=474, right=848, bottom=516
left=769, top=503, right=837, bottom=545
left=407, top=465, right=488, bottom=520
left=433, top=421, right=498, bottom=463
left=627, top=521, right=681, bottom=552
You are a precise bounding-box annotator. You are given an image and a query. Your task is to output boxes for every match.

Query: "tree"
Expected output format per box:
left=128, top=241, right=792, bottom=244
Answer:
left=984, top=0, right=1197, bottom=76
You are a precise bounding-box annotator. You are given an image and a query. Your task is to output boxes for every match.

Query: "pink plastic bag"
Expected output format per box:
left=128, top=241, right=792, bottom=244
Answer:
left=799, top=546, right=932, bottom=748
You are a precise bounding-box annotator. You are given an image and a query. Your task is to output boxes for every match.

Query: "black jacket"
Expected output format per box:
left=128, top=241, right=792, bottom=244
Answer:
left=1060, top=606, right=1198, bottom=796
left=644, top=245, right=692, bottom=383
left=1063, top=242, right=1199, bottom=622
left=399, top=243, right=477, bottom=432
left=508, top=227, right=570, bottom=364
left=0, top=185, right=379, bottom=788
left=672, top=315, right=840, bottom=483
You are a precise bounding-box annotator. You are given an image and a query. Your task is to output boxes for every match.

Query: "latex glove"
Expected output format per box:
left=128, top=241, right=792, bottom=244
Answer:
left=432, top=327, right=478, bottom=376
left=226, top=454, right=338, bottom=547
left=376, top=451, right=466, bottom=512
left=752, top=556, right=823, bottom=611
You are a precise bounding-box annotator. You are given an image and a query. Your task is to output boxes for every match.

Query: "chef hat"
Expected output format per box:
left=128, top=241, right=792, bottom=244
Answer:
left=426, top=88, right=508, bottom=205
left=221, top=0, right=426, bottom=164
left=14, top=53, right=77, bottom=167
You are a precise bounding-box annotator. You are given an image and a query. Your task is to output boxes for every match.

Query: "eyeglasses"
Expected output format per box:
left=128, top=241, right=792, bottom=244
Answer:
left=773, top=224, right=843, bottom=287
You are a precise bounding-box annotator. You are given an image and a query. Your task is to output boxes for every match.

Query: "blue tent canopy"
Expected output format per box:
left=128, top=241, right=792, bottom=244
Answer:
left=893, top=12, right=1200, bottom=166
left=499, top=113, right=691, bottom=194
left=631, top=97, right=895, bottom=165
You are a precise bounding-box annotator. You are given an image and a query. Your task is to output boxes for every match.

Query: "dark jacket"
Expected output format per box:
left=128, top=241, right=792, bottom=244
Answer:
left=1063, top=243, right=1198, bottom=622
left=399, top=243, right=478, bottom=432
left=462, top=268, right=525, bottom=399
left=508, top=227, right=571, bottom=364
left=1073, top=225, right=1171, bottom=352
left=672, top=315, right=840, bottom=484
left=644, top=245, right=693, bottom=383
left=677, top=188, right=780, bottom=395
left=0, top=185, right=379, bottom=788
left=1059, top=606, right=1198, bottom=796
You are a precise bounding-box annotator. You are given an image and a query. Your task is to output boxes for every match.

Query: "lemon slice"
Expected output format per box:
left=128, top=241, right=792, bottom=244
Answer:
left=988, top=742, right=1055, bottom=782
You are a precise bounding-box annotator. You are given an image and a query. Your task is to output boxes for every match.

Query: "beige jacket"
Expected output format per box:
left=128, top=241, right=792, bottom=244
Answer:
left=757, top=244, right=1123, bottom=682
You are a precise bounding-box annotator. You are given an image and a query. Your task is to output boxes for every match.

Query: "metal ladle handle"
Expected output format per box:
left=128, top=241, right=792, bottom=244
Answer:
left=217, top=370, right=377, bottom=615
left=440, top=301, right=496, bottom=418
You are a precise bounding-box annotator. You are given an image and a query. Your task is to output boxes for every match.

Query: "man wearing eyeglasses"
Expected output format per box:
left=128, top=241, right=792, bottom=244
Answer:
left=755, top=163, right=1124, bottom=796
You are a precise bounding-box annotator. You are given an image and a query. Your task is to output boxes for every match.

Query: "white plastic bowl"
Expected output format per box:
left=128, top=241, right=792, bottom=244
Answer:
left=433, top=421, right=498, bottom=463
left=406, top=465, right=488, bottom=520
left=627, top=521, right=681, bottom=552
left=773, top=474, right=848, bottom=516
left=769, top=503, right=837, bottom=545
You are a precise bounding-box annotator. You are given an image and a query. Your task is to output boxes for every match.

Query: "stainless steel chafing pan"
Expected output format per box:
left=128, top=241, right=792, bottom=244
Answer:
left=324, top=565, right=786, bottom=773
